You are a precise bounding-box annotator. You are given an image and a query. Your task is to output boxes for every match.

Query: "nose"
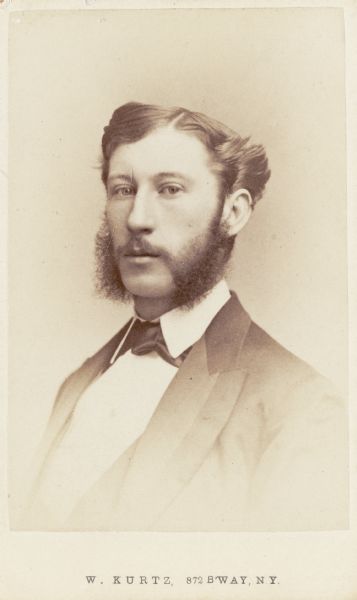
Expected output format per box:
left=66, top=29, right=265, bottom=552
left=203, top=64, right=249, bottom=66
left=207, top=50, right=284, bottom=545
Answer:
left=126, top=189, right=155, bottom=234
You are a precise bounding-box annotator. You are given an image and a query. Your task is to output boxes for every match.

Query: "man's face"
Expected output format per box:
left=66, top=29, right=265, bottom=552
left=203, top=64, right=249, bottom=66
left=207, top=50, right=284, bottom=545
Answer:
left=105, top=125, right=230, bottom=306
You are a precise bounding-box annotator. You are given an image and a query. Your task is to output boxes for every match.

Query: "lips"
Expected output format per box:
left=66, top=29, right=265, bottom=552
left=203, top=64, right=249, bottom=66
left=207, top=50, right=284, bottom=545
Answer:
left=123, top=253, right=160, bottom=266
left=129, top=250, right=158, bottom=255
left=124, top=251, right=159, bottom=257
left=123, top=241, right=160, bottom=258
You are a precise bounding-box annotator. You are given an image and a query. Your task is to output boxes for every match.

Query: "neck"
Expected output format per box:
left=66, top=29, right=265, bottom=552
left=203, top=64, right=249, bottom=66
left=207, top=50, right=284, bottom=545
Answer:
left=133, top=295, right=177, bottom=321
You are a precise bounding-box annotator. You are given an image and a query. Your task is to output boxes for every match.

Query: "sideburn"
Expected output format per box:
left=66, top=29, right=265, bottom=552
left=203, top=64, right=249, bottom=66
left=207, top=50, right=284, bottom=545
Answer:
left=94, top=208, right=235, bottom=309
left=169, top=218, right=234, bottom=309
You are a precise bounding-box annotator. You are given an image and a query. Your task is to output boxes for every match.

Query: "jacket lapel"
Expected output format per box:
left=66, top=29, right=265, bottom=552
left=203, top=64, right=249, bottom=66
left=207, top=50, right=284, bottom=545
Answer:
left=31, top=321, right=134, bottom=486
left=33, top=294, right=252, bottom=530
left=111, top=293, right=252, bottom=529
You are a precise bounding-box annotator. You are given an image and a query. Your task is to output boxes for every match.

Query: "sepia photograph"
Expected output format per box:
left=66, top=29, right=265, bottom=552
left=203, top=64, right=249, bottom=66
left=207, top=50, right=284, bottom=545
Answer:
left=18, top=99, right=348, bottom=532
left=1, top=2, right=356, bottom=599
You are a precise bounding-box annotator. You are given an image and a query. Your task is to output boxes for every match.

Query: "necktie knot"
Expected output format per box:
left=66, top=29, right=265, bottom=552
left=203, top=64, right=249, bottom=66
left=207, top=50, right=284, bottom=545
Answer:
left=114, top=319, right=190, bottom=367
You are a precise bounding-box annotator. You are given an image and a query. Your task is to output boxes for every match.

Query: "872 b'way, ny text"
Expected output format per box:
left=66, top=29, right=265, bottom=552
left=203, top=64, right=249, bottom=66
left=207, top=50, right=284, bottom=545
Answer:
left=85, top=575, right=279, bottom=586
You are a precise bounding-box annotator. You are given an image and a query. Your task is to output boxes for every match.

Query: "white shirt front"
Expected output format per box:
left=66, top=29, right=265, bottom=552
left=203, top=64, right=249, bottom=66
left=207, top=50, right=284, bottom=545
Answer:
left=37, top=280, right=231, bottom=524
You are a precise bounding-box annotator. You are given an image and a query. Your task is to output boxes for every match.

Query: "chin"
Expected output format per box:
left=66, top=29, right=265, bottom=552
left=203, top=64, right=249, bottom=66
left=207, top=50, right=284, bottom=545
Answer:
left=121, top=273, right=175, bottom=300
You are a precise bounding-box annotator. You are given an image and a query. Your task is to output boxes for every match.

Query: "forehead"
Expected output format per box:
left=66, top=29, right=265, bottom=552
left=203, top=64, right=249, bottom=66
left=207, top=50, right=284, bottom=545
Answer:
left=108, top=125, right=215, bottom=180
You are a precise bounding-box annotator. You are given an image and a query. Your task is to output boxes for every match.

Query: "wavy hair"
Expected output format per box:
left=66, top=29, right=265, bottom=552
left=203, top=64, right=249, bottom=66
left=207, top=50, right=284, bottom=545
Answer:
left=101, top=101, right=271, bottom=207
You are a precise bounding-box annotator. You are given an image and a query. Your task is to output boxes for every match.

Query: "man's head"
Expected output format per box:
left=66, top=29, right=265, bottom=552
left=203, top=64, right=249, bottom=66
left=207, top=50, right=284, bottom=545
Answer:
left=96, top=102, right=271, bottom=317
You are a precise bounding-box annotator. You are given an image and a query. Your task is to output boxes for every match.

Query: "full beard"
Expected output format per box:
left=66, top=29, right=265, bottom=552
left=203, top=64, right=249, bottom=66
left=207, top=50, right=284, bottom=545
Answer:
left=94, top=212, right=234, bottom=310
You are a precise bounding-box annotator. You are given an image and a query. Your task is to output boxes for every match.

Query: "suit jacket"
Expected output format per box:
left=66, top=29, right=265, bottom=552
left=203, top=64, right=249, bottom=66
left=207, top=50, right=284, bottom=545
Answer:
left=24, top=294, right=349, bottom=531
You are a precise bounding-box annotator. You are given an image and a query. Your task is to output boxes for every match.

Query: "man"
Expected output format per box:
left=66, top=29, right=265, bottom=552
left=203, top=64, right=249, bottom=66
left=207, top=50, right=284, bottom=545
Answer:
left=23, top=102, right=348, bottom=531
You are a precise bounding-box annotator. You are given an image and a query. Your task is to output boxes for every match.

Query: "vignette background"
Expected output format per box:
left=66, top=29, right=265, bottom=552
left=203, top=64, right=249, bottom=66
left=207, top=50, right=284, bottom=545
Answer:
left=4, top=7, right=355, bottom=600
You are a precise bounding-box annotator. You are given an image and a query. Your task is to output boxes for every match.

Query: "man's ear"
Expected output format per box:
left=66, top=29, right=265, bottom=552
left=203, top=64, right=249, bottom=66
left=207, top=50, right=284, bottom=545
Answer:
left=221, top=188, right=253, bottom=236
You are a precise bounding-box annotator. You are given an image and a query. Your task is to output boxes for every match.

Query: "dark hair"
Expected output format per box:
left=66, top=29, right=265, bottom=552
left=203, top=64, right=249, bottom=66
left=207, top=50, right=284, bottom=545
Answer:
left=101, top=101, right=271, bottom=207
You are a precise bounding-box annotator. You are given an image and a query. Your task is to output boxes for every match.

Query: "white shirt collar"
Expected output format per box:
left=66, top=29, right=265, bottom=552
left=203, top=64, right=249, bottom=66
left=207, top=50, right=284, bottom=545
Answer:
left=157, top=279, right=231, bottom=359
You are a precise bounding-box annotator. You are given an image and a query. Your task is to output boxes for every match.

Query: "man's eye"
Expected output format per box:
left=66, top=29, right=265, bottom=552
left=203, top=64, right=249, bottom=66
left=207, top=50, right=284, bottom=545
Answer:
left=159, top=185, right=183, bottom=196
left=111, top=186, right=135, bottom=197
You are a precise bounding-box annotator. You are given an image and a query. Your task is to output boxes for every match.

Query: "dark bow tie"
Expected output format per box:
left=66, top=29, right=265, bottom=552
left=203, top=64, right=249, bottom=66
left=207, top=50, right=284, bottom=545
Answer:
left=113, top=319, right=191, bottom=368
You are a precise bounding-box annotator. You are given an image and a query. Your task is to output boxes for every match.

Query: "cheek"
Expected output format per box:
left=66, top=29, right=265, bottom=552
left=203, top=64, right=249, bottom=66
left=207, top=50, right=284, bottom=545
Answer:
left=172, top=208, right=217, bottom=238
left=106, top=206, right=127, bottom=240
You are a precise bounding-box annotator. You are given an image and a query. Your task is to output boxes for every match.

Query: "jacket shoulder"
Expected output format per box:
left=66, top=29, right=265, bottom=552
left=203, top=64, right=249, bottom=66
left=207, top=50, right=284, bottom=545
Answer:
left=244, top=321, right=324, bottom=383
left=241, top=321, right=344, bottom=426
left=52, top=319, right=132, bottom=413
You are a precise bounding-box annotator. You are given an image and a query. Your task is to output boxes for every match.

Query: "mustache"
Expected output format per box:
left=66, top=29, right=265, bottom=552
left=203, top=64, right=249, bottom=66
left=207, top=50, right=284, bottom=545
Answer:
left=116, top=237, right=164, bottom=258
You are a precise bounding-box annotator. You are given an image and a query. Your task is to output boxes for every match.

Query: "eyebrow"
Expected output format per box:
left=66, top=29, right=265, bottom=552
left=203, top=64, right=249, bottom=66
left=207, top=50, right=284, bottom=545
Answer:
left=153, top=171, right=191, bottom=181
left=107, top=173, right=134, bottom=184
left=107, top=171, right=194, bottom=185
